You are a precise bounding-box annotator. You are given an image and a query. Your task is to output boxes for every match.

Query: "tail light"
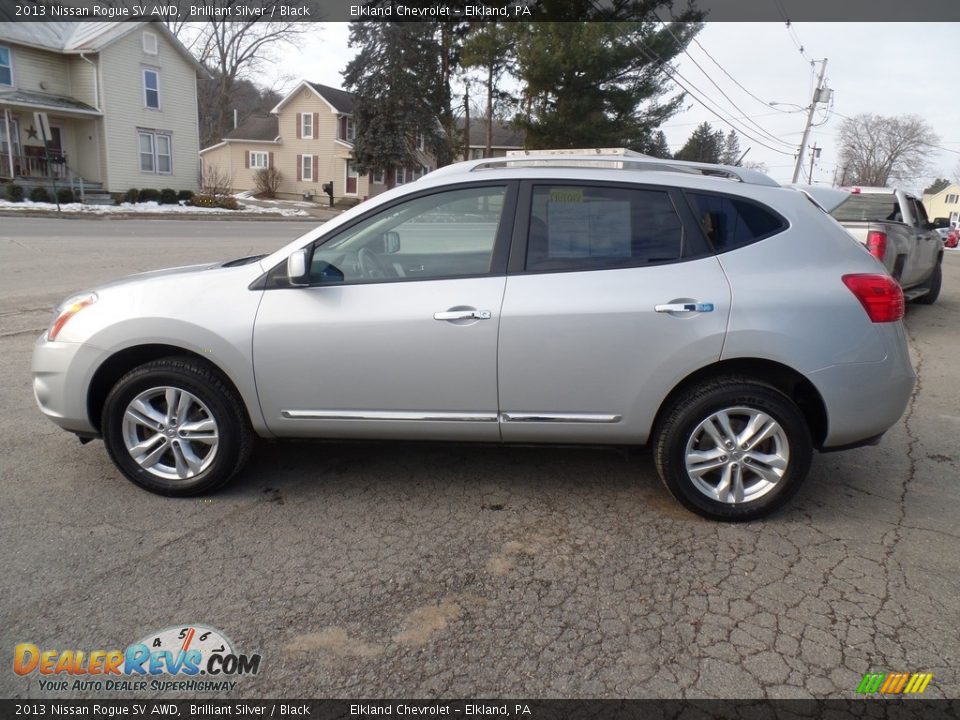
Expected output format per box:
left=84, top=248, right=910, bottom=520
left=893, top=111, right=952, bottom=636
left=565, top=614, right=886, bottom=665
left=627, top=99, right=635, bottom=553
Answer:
left=842, top=274, right=904, bottom=323
left=866, top=230, right=887, bottom=260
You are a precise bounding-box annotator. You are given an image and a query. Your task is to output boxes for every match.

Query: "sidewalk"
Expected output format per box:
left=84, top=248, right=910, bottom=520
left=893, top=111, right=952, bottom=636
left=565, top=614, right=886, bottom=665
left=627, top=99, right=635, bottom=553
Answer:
left=0, top=198, right=342, bottom=222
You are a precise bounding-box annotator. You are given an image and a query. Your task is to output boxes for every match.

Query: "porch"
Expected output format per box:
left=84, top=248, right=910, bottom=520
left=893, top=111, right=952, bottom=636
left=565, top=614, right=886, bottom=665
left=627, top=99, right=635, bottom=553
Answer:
left=0, top=148, right=69, bottom=181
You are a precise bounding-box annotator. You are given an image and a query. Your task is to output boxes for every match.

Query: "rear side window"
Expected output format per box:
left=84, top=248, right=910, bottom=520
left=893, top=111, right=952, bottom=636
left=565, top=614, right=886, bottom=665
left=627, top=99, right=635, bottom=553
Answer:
left=829, top=192, right=902, bottom=223
left=525, top=185, right=684, bottom=272
left=685, top=192, right=786, bottom=252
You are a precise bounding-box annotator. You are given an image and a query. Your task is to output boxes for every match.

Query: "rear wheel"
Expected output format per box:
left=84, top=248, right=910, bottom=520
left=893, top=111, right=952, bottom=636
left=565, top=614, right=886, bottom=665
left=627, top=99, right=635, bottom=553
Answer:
left=654, top=377, right=812, bottom=521
left=914, top=262, right=941, bottom=305
left=102, top=357, right=254, bottom=496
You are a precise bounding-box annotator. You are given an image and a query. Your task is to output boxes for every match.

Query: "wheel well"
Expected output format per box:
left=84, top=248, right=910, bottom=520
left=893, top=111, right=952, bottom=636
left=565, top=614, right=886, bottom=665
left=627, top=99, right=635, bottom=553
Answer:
left=86, top=344, right=244, bottom=433
left=653, top=358, right=829, bottom=447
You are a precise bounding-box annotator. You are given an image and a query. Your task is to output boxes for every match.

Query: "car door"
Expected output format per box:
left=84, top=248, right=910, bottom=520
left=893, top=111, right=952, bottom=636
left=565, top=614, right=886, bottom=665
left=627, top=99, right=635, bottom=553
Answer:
left=903, top=196, right=941, bottom=286
left=497, top=182, right=731, bottom=445
left=253, top=182, right=516, bottom=441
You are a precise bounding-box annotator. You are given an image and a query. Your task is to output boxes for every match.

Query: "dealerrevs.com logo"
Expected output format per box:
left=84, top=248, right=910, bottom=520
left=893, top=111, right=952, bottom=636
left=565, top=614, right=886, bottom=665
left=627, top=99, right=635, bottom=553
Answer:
left=14, top=624, right=261, bottom=693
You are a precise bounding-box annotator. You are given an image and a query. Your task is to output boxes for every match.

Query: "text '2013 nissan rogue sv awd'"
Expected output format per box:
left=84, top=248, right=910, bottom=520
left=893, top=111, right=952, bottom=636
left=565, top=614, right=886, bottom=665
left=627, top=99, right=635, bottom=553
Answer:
left=32, top=155, right=915, bottom=520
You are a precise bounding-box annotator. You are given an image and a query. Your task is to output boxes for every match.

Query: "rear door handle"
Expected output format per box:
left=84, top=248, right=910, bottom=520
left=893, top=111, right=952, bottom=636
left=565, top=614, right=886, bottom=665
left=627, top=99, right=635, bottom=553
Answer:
left=434, top=310, right=492, bottom=321
left=655, top=302, right=714, bottom=313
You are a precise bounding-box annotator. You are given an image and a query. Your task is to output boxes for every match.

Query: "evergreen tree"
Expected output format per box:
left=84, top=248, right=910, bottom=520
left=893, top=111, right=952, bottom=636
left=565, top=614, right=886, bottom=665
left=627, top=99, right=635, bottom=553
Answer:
left=343, top=23, right=453, bottom=186
left=461, top=22, right=514, bottom=158
left=643, top=130, right=671, bottom=159
left=509, top=10, right=701, bottom=151
left=720, top=129, right=741, bottom=165
left=923, top=177, right=950, bottom=195
left=674, top=122, right=725, bottom=163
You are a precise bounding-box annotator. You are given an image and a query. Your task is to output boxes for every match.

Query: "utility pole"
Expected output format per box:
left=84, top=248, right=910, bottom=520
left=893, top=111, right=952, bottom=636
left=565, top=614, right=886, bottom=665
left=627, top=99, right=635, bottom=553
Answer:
left=807, top=142, right=821, bottom=183
left=791, top=58, right=829, bottom=183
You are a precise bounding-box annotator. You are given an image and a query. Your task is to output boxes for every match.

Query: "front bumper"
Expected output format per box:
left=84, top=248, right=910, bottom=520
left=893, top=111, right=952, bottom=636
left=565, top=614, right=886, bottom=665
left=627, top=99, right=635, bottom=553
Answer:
left=32, top=334, right=103, bottom=436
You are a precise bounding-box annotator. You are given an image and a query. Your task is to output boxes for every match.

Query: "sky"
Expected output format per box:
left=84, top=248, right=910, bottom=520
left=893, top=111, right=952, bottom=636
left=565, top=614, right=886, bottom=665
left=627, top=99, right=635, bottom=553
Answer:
left=268, top=22, right=960, bottom=192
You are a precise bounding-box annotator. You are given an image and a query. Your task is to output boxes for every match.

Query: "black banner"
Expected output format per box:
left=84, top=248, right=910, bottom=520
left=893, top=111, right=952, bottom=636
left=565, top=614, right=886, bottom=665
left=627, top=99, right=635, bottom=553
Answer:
left=2, top=0, right=960, bottom=22
left=2, top=700, right=960, bottom=720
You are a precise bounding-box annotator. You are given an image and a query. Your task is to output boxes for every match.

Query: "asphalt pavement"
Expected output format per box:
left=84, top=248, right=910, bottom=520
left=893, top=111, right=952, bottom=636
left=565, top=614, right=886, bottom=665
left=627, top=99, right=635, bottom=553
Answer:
left=1, top=217, right=958, bottom=700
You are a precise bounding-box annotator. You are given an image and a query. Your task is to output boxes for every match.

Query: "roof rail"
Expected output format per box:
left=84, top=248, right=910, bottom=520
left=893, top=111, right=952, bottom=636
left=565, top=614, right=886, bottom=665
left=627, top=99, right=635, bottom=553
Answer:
left=427, top=153, right=780, bottom=187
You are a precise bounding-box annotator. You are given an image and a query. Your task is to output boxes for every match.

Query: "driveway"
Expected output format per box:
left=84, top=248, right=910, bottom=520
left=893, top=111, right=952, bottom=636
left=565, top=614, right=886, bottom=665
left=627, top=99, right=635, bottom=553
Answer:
left=1, top=218, right=958, bottom=699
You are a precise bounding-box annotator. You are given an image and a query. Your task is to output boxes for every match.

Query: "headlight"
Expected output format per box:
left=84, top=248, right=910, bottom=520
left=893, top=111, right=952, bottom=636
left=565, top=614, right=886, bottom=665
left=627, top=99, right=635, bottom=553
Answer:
left=47, top=292, right=97, bottom=341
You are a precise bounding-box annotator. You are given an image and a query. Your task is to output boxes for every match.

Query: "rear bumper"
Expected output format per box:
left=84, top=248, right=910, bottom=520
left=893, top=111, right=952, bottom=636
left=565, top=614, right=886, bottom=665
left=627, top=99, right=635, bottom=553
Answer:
left=807, top=324, right=915, bottom=448
left=32, top=334, right=101, bottom=436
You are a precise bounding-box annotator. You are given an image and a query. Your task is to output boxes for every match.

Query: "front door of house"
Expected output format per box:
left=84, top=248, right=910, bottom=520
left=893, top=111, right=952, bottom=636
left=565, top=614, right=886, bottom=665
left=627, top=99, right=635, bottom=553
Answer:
left=346, top=160, right=358, bottom=195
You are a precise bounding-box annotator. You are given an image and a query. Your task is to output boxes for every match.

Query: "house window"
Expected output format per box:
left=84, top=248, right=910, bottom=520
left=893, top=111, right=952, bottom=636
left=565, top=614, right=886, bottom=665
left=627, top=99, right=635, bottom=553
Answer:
left=372, top=170, right=385, bottom=185
left=143, top=68, right=160, bottom=109
left=416, top=132, right=426, bottom=151
left=395, top=168, right=406, bottom=185
left=947, top=194, right=958, bottom=204
left=142, top=32, right=158, bottom=55
left=250, top=151, right=269, bottom=169
left=138, top=130, right=172, bottom=174
left=346, top=118, right=355, bottom=142
left=0, top=46, right=11, bottom=86
left=301, top=154, right=313, bottom=181
left=471, top=148, right=484, bottom=160
left=301, top=113, right=313, bottom=139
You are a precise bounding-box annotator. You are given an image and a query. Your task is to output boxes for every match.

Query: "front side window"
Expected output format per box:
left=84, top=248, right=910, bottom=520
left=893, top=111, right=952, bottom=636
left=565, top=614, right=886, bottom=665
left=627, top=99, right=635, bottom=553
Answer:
left=525, top=185, right=684, bottom=272
left=301, top=113, right=313, bottom=139
left=305, top=185, right=507, bottom=285
left=0, top=46, right=12, bottom=86
left=685, top=192, right=786, bottom=253
left=250, top=151, right=269, bottom=169
left=301, top=154, right=313, bottom=181
left=143, top=68, right=160, bottom=109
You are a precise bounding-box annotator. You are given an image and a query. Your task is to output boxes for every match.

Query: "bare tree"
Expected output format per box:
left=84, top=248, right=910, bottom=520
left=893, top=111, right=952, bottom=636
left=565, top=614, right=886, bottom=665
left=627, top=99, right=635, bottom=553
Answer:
left=837, top=114, right=939, bottom=186
left=167, top=9, right=315, bottom=146
left=253, top=167, right=283, bottom=199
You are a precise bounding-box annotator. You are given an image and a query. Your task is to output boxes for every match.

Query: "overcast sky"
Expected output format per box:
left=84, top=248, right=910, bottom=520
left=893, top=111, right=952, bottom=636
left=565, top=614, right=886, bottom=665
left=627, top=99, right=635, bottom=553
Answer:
left=270, top=22, right=959, bottom=192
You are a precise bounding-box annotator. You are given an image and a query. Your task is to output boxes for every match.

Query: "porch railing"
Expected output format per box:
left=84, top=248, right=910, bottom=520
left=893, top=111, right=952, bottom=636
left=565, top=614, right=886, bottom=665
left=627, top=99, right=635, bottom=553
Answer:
left=0, top=150, right=69, bottom=180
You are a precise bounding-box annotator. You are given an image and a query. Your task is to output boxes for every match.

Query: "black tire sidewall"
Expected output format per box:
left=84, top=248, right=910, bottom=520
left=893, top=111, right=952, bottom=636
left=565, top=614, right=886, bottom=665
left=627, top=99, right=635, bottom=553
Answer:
left=102, top=364, right=244, bottom=496
left=657, top=383, right=812, bottom=521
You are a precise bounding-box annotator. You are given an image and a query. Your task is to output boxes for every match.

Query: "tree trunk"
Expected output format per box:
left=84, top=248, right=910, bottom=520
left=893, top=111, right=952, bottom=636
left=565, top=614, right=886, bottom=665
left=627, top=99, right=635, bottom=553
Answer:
left=485, top=66, right=493, bottom=159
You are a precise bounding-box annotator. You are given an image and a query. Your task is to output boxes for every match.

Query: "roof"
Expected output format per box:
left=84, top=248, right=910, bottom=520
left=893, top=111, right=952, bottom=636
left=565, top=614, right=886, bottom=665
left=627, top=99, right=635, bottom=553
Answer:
left=271, top=80, right=356, bottom=115
left=223, top=115, right=280, bottom=142
left=0, top=21, right=207, bottom=76
left=306, top=83, right=355, bottom=114
left=459, top=119, right=524, bottom=148
left=922, top=182, right=960, bottom=201
left=0, top=88, right=101, bottom=115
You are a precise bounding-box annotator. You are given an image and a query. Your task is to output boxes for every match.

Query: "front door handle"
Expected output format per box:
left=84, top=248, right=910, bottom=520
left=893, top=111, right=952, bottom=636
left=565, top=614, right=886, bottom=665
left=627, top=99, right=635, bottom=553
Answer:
left=655, top=302, right=714, bottom=313
left=434, top=310, right=492, bottom=321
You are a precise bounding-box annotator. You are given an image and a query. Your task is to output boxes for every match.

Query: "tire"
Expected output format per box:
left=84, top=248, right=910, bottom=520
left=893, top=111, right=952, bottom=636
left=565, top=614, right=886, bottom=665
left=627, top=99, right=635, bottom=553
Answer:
left=102, top=357, right=254, bottom=496
left=653, top=376, right=812, bottom=521
left=914, top=262, right=942, bottom=305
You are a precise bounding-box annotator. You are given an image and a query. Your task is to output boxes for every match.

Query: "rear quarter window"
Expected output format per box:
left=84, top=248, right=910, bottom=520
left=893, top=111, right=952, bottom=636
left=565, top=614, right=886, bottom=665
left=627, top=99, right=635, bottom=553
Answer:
left=685, top=192, right=787, bottom=252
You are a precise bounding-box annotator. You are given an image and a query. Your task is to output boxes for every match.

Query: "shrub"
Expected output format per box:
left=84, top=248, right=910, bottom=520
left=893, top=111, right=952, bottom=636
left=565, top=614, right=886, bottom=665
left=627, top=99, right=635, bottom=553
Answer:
left=139, top=188, right=160, bottom=203
left=159, top=188, right=178, bottom=204
left=5, top=183, right=24, bottom=202
left=177, top=190, right=195, bottom=203
left=190, top=194, right=219, bottom=208
left=57, top=188, right=75, bottom=204
left=216, top=196, right=239, bottom=210
left=30, top=187, right=51, bottom=203
left=122, top=188, right=140, bottom=204
left=253, top=167, right=282, bottom=199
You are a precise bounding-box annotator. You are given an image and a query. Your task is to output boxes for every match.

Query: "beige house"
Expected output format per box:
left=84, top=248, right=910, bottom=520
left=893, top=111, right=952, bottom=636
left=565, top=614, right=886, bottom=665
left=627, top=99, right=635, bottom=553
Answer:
left=0, top=22, right=204, bottom=196
left=922, top=183, right=960, bottom=227
left=200, top=80, right=434, bottom=202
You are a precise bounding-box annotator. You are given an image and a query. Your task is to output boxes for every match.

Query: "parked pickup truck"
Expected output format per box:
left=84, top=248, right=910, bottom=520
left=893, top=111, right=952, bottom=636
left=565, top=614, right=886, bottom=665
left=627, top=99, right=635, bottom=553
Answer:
left=798, top=186, right=943, bottom=304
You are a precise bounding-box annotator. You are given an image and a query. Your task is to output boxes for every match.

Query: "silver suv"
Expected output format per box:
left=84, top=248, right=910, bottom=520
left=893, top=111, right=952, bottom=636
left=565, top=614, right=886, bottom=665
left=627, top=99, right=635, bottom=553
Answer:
left=32, top=155, right=915, bottom=520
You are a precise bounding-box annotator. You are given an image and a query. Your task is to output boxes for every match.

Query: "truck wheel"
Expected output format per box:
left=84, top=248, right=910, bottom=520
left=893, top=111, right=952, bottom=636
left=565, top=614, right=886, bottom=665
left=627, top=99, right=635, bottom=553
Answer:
left=653, top=377, right=812, bottom=521
left=102, top=357, right=255, bottom=496
left=915, top=262, right=941, bottom=305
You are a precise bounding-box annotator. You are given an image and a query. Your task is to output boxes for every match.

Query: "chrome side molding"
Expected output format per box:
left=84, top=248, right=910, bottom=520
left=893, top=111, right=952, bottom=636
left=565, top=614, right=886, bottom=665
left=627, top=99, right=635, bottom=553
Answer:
left=499, top=412, right=622, bottom=424
left=281, top=410, right=498, bottom=422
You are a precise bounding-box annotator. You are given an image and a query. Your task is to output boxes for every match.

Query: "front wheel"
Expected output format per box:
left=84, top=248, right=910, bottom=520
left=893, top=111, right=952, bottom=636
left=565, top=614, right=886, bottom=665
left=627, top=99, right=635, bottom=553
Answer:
left=653, top=377, right=812, bottom=521
left=102, top=357, right=254, bottom=496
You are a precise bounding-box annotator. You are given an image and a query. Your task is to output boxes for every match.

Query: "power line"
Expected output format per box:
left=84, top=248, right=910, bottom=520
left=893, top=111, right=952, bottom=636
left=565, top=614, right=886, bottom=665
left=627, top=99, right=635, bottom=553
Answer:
left=658, top=21, right=796, bottom=150
left=688, top=35, right=796, bottom=115
left=661, top=110, right=801, bottom=129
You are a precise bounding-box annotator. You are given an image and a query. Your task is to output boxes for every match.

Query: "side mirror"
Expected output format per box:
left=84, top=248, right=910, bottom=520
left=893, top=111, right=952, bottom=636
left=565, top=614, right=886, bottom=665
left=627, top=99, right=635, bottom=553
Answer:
left=287, top=248, right=310, bottom=287
left=382, top=231, right=400, bottom=254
